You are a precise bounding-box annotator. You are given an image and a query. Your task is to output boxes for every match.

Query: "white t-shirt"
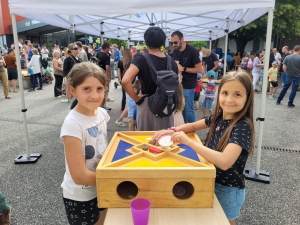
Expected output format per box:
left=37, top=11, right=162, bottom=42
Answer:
left=274, top=52, right=281, bottom=63
left=60, top=107, right=110, bottom=201
left=41, top=49, right=49, bottom=58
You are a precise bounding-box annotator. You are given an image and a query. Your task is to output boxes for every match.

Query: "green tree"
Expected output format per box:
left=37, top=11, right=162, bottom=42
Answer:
left=229, top=0, right=300, bottom=53
left=189, top=41, right=207, bottom=49
left=106, top=38, right=127, bottom=48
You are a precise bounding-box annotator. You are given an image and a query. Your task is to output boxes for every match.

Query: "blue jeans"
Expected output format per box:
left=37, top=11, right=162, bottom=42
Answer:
left=183, top=88, right=195, bottom=123
left=32, top=73, right=42, bottom=90
left=281, top=72, right=287, bottom=85
left=277, top=76, right=300, bottom=105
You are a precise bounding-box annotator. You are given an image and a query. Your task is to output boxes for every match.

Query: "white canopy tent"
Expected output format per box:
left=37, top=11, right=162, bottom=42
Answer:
left=9, top=0, right=274, bottom=41
left=9, top=0, right=275, bottom=183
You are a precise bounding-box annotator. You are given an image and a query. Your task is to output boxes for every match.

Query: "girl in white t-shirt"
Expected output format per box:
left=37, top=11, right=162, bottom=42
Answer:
left=60, top=62, right=109, bottom=225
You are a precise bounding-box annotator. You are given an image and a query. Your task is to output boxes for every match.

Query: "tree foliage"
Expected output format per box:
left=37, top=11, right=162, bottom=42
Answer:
left=229, top=0, right=300, bottom=53
left=189, top=41, right=207, bottom=49
left=106, top=38, right=127, bottom=48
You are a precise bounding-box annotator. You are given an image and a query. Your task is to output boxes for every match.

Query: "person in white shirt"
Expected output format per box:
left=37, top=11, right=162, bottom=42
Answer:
left=60, top=62, right=109, bottom=225
left=27, top=48, right=42, bottom=91
left=41, top=45, right=49, bottom=59
left=273, top=48, right=282, bottom=63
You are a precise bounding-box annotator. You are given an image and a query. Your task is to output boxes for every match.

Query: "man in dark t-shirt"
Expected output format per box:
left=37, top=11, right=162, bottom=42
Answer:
left=280, top=46, right=290, bottom=86
left=122, top=27, right=178, bottom=131
left=201, top=48, right=219, bottom=79
left=96, top=43, right=112, bottom=109
left=171, top=31, right=202, bottom=123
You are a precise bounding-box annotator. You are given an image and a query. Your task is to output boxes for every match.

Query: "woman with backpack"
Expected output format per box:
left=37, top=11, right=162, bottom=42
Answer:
left=252, top=51, right=264, bottom=92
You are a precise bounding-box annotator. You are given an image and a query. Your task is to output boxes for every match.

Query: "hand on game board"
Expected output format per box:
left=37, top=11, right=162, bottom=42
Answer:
left=171, top=131, right=192, bottom=146
left=152, top=129, right=175, bottom=141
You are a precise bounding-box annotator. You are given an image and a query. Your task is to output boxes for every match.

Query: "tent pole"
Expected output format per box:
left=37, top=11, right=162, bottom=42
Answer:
left=244, top=7, right=273, bottom=184
left=11, top=13, right=41, bottom=164
left=209, top=30, right=212, bottom=51
left=223, top=19, right=229, bottom=77
left=100, top=21, right=104, bottom=46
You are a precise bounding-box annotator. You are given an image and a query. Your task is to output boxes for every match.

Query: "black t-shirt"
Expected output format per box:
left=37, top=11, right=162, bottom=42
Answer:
left=203, top=52, right=219, bottom=72
left=172, top=44, right=200, bottom=89
left=63, top=55, right=82, bottom=77
left=96, top=51, right=110, bottom=71
left=132, top=54, right=178, bottom=96
left=280, top=53, right=290, bottom=71
left=205, top=116, right=251, bottom=189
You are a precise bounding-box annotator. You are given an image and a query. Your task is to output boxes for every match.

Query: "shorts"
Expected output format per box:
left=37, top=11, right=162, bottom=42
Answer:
left=194, top=92, right=200, bottom=101
left=201, top=98, right=213, bottom=110
left=7, top=68, right=18, bottom=80
left=63, top=197, right=106, bottom=225
left=214, top=183, right=245, bottom=220
left=269, top=81, right=278, bottom=88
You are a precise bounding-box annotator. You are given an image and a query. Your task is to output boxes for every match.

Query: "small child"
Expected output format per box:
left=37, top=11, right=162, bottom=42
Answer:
left=153, top=71, right=255, bottom=225
left=127, top=80, right=141, bottom=130
left=194, top=73, right=202, bottom=111
left=174, top=83, right=185, bottom=127
left=202, top=71, right=216, bottom=118
left=132, top=107, right=137, bottom=131
left=268, top=61, right=279, bottom=99
left=60, top=62, right=109, bottom=225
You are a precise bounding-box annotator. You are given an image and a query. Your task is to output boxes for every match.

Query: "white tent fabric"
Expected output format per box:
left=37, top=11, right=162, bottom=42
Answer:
left=8, top=0, right=275, bottom=41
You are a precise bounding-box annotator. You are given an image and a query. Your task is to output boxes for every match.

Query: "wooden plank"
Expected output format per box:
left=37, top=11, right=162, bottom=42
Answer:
left=103, top=194, right=230, bottom=225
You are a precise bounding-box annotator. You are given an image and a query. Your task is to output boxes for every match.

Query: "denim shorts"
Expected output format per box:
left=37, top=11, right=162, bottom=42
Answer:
left=214, top=183, right=245, bottom=220
left=201, top=98, right=214, bottom=110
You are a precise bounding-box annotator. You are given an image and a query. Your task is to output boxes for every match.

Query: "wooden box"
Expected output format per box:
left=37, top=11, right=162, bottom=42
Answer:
left=96, top=131, right=216, bottom=208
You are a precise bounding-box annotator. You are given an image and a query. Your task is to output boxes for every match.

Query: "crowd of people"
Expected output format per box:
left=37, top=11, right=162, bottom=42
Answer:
left=1, top=25, right=300, bottom=225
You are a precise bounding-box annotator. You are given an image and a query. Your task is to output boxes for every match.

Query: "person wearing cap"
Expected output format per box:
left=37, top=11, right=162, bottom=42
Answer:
left=277, top=45, right=300, bottom=107
left=201, top=48, right=219, bottom=80
left=268, top=61, right=279, bottom=99
left=201, top=71, right=216, bottom=118
left=122, top=26, right=178, bottom=131
left=171, top=30, right=202, bottom=123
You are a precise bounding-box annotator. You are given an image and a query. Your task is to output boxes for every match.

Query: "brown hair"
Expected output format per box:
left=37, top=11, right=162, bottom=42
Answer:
left=67, top=43, right=76, bottom=55
left=67, top=62, right=108, bottom=98
left=204, top=71, right=255, bottom=156
left=132, top=79, right=141, bottom=89
left=122, top=49, right=132, bottom=69
left=176, top=83, right=185, bottom=111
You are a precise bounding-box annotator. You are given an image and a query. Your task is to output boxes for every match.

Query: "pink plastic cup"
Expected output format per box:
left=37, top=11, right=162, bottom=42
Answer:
left=130, top=198, right=150, bottom=225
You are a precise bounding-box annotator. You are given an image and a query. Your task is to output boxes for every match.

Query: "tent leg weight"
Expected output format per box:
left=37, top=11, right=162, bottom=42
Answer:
left=244, top=168, right=270, bottom=184
left=14, top=153, right=42, bottom=164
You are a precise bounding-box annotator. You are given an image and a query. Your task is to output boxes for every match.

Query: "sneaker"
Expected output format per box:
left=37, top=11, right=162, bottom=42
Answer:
left=272, top=95, right=277, bottom=98
left=123, top=117, right=130, bottom=123
left=115, top=119, right=127, bottom=127
left=106, top=98, right=114, bottom=102
left=105, top=107, right=111, bottom=111
left=288, top=104, right=295, bottom=108
left=61, top=99, right=70, bottom=103
left=37, top=87, right=43, bottom=90
left=114, top=82, right=118, bottom=89
left=269, top=95, right=273, bottom=99
left=28, top=89, right=35, bottom=92
left=57, top=95, right=64, bottom=98
left=276, top=102, right=281, bottom=105
left=0, top=207, right=11, bottom=224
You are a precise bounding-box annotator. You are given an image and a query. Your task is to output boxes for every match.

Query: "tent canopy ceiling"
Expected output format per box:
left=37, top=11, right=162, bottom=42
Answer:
left=8, top=0, right=275, bottom=41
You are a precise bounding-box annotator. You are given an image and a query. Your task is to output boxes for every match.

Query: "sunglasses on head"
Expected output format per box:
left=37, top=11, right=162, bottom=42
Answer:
left=73, top=47, right=78, bottom=50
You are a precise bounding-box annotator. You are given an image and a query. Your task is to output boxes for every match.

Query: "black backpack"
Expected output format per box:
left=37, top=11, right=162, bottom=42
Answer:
left=40, top=56, right=48, bottom=69
left=143, top=54, right=179, bottom=118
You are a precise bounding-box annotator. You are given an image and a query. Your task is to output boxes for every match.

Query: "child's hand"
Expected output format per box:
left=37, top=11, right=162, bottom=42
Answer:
left=172, top=131, right=192, bottom=146
left=152, top=129, right=174, bottom=141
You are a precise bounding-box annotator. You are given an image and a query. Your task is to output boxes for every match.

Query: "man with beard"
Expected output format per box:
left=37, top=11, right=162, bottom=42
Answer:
left=171, top=31, right=202, bottom=123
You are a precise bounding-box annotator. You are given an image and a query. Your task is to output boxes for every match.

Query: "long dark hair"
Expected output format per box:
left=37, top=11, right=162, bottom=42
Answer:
left=204, top=71, right=255, bottom=156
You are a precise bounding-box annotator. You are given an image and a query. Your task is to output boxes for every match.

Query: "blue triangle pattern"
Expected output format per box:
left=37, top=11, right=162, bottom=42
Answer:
left=178, top=144, right=200, bottom=162
left=111, top=140, right=133, bottom=162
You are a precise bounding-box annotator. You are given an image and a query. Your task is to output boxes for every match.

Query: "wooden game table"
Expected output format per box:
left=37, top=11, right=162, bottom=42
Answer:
left=104, top=194, right=230, bottom=225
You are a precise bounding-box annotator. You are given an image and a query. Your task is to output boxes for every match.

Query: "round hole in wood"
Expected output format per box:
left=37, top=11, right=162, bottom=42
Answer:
left=117, top=181, right=138, bottom=199
left=172, top=181, right=194, bottom=199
